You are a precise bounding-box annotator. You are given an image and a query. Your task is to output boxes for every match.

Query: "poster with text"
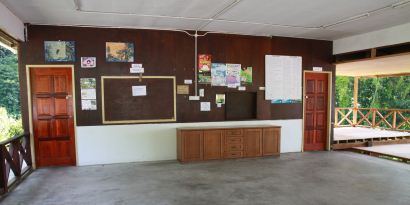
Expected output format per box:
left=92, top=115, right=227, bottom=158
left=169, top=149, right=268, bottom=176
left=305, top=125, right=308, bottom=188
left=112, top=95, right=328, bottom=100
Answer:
left=198, top=54, right=211, bottom=83
left=80, top=78, right=97, bottom=110
left=211, top=63, right=226, bottom=86
left=226, top=64, right=241, bottom=87
left=240, top=66, right=252, bottom=85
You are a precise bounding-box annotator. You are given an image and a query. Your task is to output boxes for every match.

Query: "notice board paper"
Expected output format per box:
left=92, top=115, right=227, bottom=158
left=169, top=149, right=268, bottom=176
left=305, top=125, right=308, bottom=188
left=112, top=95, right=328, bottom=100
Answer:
left=200, top=102, right=211, bottom=111
left=132, top=85, right=147, bottom=96
left=265, top=55, right=302, bottom=100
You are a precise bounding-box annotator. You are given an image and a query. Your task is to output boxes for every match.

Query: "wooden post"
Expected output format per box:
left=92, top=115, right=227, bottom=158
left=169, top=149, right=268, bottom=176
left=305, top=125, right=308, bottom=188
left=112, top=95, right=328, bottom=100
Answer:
left=353, top=77, right=359, bottom=126
left=393, top=111, right=397, bottom=130
left=370, top=48, right=377, bottom=58
left=335, top=108, right=339, bottom=127
left=0, top=145, right=7, bottom=194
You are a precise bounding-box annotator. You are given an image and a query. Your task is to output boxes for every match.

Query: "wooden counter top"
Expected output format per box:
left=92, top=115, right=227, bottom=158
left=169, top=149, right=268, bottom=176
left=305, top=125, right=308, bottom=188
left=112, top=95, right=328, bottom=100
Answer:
left=177, top=124, right=281, bottom=130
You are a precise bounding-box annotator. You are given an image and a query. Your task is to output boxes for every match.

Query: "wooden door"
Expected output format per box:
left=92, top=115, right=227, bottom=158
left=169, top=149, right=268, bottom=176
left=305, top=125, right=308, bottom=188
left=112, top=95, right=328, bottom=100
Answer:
left=31, top=67, right=76, bottom=167
left=182, top=131, right=203, bottom=161
left=304, top=72, right=328, bottom=151
left=262, top=128, right=280, bottom=156
left=243, top=129, right=262, bottom=157
left=203, top=130, right=223, bottom=160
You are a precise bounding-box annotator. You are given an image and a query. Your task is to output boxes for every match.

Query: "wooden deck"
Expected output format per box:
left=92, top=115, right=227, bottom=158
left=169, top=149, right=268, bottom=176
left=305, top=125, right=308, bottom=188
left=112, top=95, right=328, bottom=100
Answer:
left=352, top=144, right=410, bottom=164
left=333, top=127, right=410, bottom=150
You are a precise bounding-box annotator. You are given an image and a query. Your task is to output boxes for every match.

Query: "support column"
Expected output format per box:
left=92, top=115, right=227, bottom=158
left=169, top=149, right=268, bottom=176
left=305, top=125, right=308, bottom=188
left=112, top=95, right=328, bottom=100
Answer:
left=353, top=77, right=359, bottom=126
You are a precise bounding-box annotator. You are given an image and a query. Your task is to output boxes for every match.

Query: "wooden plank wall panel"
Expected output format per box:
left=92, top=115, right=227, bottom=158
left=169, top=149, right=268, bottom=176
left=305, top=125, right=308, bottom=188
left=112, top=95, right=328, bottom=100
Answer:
left=19, top=25, right=334, bottom=127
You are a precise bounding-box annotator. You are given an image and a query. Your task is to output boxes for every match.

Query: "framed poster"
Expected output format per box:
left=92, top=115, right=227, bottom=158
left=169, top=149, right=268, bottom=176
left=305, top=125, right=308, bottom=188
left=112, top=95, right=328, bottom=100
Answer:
left=106, top=42, right=134, bottom=62
left=44, top=41, right=75, bottom=62
left=198, top=54, right=211, bottom=83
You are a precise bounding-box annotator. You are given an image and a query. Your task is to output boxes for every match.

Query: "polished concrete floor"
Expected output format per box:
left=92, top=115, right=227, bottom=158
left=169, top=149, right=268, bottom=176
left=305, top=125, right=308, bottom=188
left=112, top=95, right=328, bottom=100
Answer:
left=2, top=151, right=410, bottom=205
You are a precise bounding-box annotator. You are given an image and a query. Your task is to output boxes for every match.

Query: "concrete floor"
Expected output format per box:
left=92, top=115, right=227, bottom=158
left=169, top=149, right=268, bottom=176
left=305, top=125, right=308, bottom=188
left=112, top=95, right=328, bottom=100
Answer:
left=1, top=151, right=410, bottom=205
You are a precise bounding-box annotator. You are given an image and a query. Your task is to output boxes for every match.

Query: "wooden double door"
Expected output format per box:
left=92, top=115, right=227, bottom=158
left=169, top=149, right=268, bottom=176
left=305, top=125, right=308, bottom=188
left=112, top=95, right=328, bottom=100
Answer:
left=30, top=67, right=76, bottom=167
left=304, top=72, right=329, bottom=151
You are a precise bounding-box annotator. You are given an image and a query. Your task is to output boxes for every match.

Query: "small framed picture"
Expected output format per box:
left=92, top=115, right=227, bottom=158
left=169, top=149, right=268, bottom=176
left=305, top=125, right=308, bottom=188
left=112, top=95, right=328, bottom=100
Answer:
left=81, top=57, right=96, bottom=68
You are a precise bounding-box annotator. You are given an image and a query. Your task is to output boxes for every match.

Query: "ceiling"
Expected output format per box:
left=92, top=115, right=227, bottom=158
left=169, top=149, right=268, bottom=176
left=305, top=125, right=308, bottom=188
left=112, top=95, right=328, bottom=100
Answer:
left=336, top=54, right=410, bottom=77
left=2, top=0, right=410, bottom=40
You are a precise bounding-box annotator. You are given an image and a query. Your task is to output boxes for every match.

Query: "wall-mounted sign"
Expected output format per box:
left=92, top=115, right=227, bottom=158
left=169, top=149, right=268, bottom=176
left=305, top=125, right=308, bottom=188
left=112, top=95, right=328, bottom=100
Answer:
left=313, top=67, right=323, bottom=72
left=81, top=57, right=96, bottom=68
left=177, top=85, right=189, bottom=95
left=130, top=67, right=144, bottom=73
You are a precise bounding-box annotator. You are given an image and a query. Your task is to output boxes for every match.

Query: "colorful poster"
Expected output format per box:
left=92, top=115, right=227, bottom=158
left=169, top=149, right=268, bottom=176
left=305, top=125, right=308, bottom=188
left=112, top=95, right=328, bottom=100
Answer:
left=216, top=94, right=225, bottom=104
left=106, top=42, right=134, bottom=62
left=198, top=54, right=211, bottom=83
left=44, top=41, right=75, bottom=62
left=226, top=64, right=241, bottom=87
left=240, top=66, right=252, bottom=85
left=80, top=78, right=96, bottom=89
left=211, top=63, right=226, bottom=86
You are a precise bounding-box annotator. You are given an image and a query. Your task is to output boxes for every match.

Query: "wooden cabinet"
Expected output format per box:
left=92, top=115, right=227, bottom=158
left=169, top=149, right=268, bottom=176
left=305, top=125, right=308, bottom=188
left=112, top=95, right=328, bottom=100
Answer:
left=262, top=128, right=281, bottom=156
left=243, top=129, right=262, bottom=157
left=203, top=130, right=223, bottom=160
left=177, top=125, right=281, bottom=163
left=177, top=130, right=203, bottom=162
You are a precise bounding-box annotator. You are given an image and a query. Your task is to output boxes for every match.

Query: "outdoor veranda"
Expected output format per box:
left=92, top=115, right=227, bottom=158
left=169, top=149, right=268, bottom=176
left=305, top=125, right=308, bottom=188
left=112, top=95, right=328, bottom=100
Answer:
left=334, top=54, right=410, bottom=155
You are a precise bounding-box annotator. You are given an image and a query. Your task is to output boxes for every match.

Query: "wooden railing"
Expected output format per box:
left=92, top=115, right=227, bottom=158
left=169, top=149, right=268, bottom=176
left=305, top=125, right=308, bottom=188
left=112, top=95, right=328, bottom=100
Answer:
left=0, top=133, right=32, bottom=195
left=335, top=108, right=410, bottom=131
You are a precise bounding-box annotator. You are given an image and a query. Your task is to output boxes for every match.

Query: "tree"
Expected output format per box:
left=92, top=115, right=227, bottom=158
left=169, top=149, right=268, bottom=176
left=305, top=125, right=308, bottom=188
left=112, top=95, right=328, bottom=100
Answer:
left=336, top=75, right=410, bottom=109
left=0, top=46, right=21, bottom=118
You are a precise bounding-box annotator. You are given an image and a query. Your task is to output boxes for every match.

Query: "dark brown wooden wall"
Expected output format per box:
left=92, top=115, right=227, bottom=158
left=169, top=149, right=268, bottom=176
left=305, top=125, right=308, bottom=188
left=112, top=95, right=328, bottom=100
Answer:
left=19, top=25, right=334, bottom=129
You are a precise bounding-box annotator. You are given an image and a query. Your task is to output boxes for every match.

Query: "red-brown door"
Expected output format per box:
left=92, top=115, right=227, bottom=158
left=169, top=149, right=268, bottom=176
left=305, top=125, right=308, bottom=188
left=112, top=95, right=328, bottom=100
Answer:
left=30, top=67, right=76, bottom=167
left=304, top=72, right=328, bottom=151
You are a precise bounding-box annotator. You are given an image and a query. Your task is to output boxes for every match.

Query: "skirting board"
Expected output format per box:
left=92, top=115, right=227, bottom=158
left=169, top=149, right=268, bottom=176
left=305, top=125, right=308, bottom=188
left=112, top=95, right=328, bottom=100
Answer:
left=76, top=120, right=303, bottom=166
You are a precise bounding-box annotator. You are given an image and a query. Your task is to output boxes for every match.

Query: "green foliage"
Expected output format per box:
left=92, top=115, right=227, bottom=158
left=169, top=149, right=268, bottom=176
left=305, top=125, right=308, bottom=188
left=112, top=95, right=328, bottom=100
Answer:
left=0, top=46, right=21, bottom=118
left=0, top=107, right=23, bottom=142
left=336, top=75, right=410, bottom=109
left=335, top=76, right=353, bottom=107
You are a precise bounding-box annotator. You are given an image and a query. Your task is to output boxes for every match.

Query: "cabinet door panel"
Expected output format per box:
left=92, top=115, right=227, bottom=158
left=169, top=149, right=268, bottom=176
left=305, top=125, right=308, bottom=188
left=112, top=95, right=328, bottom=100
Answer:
left=243, top=129, right=262, bottom=157
left=183, top=131, right=203, bottom=161
left=263, top=128, right=280, bottom=156
left=203, top=130, right=223, bottom=160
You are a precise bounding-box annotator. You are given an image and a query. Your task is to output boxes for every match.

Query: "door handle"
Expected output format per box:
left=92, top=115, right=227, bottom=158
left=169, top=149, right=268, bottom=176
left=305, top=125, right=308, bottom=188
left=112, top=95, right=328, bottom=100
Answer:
left=66, top=95, right=72, bottom=99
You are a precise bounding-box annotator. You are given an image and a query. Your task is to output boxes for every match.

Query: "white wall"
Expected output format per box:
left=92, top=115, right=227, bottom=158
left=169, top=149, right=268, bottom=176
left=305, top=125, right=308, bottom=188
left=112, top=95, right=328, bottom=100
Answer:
left=333, top=22, right=410, bottom=54
left=76, top=120, right=302, bottom=166
left=0, top=2, right=24, bottom=41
